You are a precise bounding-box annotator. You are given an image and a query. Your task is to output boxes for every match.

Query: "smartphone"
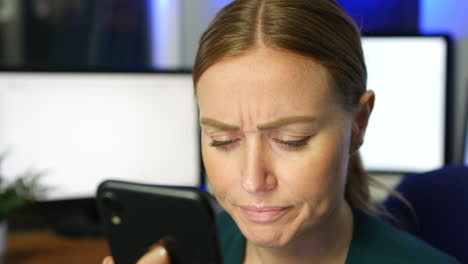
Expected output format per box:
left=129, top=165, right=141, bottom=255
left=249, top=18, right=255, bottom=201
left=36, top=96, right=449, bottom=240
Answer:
left=96, top=180, right=223, bottom=264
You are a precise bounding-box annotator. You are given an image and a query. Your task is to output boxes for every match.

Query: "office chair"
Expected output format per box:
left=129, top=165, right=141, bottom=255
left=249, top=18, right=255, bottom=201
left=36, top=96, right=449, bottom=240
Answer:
left=381, top=165, right=468, bottom=263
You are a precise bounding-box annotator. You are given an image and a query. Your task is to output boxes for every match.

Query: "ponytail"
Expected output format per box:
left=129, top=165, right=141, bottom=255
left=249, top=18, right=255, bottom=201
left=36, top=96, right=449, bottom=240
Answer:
left=346, top=151, right=415, bottom=220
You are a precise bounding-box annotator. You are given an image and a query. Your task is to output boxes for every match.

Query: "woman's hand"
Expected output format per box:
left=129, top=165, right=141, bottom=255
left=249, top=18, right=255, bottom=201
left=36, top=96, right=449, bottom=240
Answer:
left=102, top=245, right=171, bottom=264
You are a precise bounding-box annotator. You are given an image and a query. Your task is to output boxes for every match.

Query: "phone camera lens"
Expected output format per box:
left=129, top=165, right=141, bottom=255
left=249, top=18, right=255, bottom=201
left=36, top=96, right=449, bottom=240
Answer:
left=111, top=215, right=122, bottom=225
left=102, top=191, right=122, bottom=212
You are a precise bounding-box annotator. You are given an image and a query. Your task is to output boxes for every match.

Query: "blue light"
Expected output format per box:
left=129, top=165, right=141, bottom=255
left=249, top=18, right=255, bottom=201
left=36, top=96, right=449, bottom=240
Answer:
left=420, top=0, right=468, bottom=38
left=208, top=0, right=234, bottom=18
left=420, top=0, right=448, bottom=34
left=147, top=0, right=159, bottom=68
left=220, top=0, right=234, bottom=6
left=159, top=0, right=170, bottom=10
left=147, top=0, right=181, bottom=69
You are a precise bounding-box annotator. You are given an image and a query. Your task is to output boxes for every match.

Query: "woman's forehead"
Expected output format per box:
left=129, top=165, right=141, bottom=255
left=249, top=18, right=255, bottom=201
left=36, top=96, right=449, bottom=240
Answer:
left=198, top=48, right=329, bottom=88
left=196, top=48, right=340, bottom=117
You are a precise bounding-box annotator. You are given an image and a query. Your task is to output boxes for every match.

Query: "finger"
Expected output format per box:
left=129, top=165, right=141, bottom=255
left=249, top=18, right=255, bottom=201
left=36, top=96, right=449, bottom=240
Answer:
left=136, top=245, right=171, bottom=264
left=102, top=256, right=114, bottom=264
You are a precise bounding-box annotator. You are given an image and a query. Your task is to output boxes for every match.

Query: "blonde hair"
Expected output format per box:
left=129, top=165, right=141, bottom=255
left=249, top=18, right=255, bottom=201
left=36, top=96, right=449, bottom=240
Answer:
left=193, top=0, right=376, bottom=214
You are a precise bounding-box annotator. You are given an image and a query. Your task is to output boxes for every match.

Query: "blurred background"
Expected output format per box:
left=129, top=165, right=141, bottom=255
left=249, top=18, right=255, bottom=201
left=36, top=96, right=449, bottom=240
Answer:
left=0, top=0, right=467, bottom=263
left=0, top=0, right=466, bottom=162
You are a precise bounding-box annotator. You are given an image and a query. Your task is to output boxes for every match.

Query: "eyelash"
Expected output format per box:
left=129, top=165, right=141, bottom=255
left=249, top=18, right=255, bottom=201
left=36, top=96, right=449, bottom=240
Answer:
left=272, top=137, right=310, bottom=151
left=210, top=139, right=240, bottom=152
left=209, top=137, right=310, bottom=152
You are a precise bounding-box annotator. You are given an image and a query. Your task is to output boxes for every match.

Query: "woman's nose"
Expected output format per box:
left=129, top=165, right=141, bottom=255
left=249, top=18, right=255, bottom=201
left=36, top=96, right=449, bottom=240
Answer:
left=240, top=138, right=277, bottom=194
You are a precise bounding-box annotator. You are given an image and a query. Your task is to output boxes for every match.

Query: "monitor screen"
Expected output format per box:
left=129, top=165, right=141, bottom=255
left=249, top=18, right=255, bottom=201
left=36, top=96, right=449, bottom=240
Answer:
left=0, top=72, right=200, bottom=201
left=360, top=36, right=448, bottom=173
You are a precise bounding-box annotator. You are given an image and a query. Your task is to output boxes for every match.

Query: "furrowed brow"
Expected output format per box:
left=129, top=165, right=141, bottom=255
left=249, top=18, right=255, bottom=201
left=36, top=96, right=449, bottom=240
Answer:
left=257, top=116, right=316, bottom=130
left=200, top=117, right=240, bottom=131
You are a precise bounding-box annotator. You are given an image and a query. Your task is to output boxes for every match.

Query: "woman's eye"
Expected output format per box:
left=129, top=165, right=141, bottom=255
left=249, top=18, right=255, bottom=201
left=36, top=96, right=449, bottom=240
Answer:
left=273, top=136, right=310, bottom=151
left=210, top=139, right=240, bottom=151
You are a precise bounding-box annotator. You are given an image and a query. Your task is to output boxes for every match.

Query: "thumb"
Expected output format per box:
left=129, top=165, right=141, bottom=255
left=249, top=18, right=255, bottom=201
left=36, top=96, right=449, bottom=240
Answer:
left=102, top=256, right=114, bottom=264
left=136, top=245, right=171, bottom=264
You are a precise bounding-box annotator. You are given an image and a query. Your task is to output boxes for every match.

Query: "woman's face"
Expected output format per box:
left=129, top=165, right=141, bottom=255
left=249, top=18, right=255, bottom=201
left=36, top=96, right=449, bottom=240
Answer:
left=197, top=48, right=354, bottom=247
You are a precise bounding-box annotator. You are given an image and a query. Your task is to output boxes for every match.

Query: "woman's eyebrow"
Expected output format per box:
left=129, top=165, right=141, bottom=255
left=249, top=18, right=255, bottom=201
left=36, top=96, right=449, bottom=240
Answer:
left=200, top=118, right=240, bottom=131
left=257, top=116, right=316, bottom=130
left=200, top=116, right=316, bottom=131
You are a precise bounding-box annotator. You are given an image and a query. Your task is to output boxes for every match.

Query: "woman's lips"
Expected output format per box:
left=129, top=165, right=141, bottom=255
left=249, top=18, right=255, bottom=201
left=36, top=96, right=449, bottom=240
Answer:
left=240, top=206, right=292, bottom=223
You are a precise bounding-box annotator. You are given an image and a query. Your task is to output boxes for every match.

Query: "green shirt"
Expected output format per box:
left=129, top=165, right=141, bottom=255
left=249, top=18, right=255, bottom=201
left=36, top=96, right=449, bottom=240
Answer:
left=216, top=208, right=460, bottom=264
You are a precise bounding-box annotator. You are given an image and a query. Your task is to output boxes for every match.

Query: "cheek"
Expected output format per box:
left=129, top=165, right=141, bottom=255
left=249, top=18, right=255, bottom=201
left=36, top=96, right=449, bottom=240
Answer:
left=201, top=139, right=237, bottom=199
left=275, top=133, right=351, bottom=202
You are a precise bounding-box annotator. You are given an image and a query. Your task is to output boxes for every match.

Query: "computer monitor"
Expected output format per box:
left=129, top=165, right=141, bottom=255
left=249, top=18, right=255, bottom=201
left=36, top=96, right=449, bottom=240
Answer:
left=360, top=35, right=450, bottom=173
left=0, top=71, right=201, bottom=201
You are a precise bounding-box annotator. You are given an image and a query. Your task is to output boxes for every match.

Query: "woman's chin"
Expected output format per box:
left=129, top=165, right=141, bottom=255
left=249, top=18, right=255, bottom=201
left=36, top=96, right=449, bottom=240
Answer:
left=243, top=227, right=293, bottom=248
left=249, top=236, right=286, bottom=248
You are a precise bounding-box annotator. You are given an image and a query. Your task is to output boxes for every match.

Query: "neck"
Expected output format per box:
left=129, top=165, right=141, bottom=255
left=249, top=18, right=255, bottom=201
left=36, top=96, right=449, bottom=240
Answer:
left=244, top=201, right=354, bottom=264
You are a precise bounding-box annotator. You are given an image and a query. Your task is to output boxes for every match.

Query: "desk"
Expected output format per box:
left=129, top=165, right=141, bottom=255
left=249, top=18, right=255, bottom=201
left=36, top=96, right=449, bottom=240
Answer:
left=6, top=230, right=110, bottom=264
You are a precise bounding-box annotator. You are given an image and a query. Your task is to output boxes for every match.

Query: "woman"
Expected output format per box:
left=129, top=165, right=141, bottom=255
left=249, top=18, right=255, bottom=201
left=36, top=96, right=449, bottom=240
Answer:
left=104, top=0, right=460, bottom=263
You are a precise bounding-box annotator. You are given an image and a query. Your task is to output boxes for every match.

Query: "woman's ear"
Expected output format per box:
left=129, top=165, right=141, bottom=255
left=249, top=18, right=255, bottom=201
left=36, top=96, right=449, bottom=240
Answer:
left=351, top=90, right=375, bottom=152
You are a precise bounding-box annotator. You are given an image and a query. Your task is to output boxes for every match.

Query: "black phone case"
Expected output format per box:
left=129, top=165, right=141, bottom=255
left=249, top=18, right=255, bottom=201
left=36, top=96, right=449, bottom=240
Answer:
left=96, top=180, right=223, bottom=264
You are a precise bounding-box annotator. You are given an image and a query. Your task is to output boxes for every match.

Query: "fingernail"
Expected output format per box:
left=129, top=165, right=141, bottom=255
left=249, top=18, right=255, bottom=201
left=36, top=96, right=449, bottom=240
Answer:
left=140, top=245, right=169, bottom=263
left=103, top=256, right=113, bottom=264
left=156, top=246, right=167, bottom=257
